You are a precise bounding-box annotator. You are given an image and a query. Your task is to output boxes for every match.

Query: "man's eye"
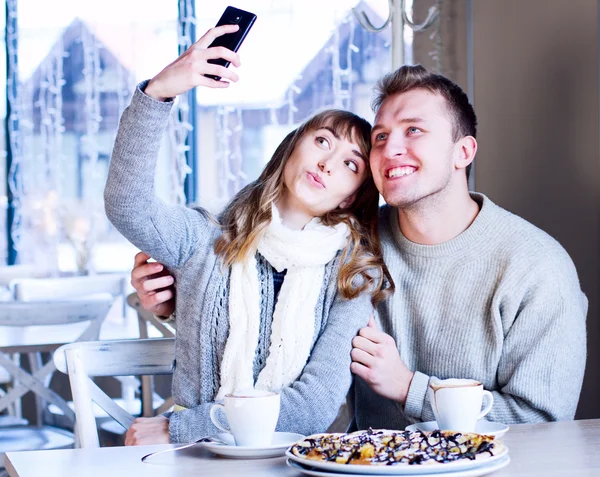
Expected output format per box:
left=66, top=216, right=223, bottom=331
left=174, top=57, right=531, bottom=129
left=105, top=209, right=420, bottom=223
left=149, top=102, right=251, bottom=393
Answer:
left=345, top=160, right=358, bottom=173
left=375, top=133, right=387, bottom=141
left=408, top=127, right=421, bottom=134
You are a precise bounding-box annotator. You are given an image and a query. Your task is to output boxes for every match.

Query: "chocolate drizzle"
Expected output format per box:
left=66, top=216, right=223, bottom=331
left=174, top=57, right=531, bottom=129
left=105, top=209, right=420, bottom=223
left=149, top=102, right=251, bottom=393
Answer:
left=290, top=428, right=499, bottom=466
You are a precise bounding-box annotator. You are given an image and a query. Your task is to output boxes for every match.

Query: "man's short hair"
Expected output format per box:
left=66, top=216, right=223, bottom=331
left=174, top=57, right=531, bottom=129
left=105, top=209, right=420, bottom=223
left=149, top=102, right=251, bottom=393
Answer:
left=372, top=65, right=477, bottom=180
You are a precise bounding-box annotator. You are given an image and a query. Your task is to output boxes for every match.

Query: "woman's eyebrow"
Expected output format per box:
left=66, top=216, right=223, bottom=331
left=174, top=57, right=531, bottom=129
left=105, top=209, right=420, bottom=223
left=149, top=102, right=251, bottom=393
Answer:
left=318, top=126, right=340, bottom=139
left=352, top=149, right=367, bottom=162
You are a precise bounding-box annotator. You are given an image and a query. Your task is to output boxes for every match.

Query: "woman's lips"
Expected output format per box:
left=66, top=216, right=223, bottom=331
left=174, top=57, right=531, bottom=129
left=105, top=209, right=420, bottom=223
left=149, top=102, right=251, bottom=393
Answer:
left=306, top=172, right=325, bottom=188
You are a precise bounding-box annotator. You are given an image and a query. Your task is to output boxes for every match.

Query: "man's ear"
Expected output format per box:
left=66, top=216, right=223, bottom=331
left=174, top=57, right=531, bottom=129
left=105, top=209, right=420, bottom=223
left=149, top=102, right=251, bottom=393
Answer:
left=339, top=192, right=357, bottom=209
left=455, top=136, right=477, bottom=171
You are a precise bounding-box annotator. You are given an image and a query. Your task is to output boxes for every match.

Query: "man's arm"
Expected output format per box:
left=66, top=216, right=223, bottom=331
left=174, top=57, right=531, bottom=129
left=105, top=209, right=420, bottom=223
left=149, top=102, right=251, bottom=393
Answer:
left=131, top=252, right=176, bottom=318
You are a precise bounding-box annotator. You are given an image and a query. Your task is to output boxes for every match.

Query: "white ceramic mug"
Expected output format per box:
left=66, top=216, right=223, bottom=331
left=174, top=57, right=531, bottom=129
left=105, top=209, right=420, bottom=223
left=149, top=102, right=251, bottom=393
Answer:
left=209, top=389, right=280, bottom=447
left=428, top=378, right=494, bottom=433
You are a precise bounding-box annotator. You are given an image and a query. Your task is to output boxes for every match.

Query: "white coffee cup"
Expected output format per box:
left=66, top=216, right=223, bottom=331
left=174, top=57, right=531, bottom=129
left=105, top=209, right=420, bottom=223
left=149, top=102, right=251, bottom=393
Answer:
left=428, top=378, right=494, bottom=433
left=209, top=389, right=280, bottom=447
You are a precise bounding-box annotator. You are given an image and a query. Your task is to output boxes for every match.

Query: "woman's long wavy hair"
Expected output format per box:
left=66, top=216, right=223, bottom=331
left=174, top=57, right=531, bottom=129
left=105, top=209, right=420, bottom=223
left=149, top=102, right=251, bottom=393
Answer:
left=214, top=109, right=394, bottom=305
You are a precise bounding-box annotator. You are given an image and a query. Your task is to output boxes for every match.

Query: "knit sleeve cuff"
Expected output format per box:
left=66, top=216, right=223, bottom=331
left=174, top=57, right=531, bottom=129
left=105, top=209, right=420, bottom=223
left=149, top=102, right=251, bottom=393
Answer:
left=167, top=404, right=220, bottom=443
left=130, top=80, right=175, bottom=118
left=167, top=408, right=183, bottom=443
left=403, top=371, right=431, bottom=419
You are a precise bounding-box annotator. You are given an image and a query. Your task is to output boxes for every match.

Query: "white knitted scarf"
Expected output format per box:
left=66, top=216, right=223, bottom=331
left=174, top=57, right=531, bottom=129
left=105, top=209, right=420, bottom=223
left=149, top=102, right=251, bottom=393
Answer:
left=216, top=206, right=350, bottom=399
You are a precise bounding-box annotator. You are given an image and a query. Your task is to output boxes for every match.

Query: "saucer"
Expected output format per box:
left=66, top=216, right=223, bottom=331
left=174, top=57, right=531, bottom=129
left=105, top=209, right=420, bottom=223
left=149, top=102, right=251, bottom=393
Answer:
left=405, top=420, right=509, bottom=438
left=199, top=431, right=304, bottom=459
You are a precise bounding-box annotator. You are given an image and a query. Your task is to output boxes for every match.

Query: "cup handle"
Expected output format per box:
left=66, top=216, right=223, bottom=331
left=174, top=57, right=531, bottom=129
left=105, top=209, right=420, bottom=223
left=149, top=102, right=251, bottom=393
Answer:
left=478, top=390, right=494, bottom=419
left=427, top=387, right=438, bottom=416
left=209, top=403, right=231, bottom=433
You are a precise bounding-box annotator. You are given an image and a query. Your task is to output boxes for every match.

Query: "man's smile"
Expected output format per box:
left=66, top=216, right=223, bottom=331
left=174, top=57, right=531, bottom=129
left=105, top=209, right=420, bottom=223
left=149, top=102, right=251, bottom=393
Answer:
left=385, top=165, right=418, bottom=179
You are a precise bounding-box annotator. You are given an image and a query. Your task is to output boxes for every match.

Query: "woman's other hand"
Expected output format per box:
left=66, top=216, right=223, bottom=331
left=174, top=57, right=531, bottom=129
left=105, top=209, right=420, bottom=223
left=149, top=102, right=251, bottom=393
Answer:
left=145, top=24, right=242, bottom=101
left=131, top=252, right=176, bottom=317
left=125, top=415, right=170, bottom=445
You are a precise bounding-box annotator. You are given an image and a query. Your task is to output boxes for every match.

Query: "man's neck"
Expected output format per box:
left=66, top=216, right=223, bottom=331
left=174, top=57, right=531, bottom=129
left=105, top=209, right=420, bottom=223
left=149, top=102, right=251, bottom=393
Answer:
left=396, top=188, right=480, bottom=245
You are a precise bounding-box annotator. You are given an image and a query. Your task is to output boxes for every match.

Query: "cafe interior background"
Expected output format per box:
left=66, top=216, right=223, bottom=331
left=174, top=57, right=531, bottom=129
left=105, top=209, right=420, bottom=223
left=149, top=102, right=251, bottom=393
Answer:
left=0, top=0, right=598, bottom=449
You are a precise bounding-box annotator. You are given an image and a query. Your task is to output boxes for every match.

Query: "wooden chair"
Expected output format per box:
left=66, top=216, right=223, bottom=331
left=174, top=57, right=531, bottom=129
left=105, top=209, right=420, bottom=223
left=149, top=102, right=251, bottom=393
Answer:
left=127, top=293, right=174, bottom=417
left=10, top=274, right=128, bottom=316
left=0, top=264, right=46, bottom=287
left=0, top=296, right=113, bottom=467
left=9, top=275, right=140, bottom=428
left=53, top=338, right=175, bottom=448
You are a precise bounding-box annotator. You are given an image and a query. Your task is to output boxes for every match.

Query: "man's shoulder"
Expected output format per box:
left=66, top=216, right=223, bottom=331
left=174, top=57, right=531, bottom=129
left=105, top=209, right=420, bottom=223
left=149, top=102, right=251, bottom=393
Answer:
left=488, top=199, right=565, bottom=252
left=484, top=198, right=576, bottom=275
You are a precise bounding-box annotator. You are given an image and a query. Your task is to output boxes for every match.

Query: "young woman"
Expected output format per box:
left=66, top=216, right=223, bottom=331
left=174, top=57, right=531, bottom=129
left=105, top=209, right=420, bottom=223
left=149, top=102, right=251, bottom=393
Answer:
left=104, top=24, right=392, bottom=445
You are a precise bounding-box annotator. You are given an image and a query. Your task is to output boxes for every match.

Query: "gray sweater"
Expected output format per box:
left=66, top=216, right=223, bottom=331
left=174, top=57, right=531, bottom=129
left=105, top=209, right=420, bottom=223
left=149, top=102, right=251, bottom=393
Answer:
left=105, top=83, right=373, bottom=443
left=351, top=195, right=588, bottom=430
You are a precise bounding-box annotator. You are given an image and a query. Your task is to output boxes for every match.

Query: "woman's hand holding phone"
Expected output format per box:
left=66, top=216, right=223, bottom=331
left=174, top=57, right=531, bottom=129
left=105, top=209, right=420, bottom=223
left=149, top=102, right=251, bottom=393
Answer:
left=144, top=25, right=242, bottom=102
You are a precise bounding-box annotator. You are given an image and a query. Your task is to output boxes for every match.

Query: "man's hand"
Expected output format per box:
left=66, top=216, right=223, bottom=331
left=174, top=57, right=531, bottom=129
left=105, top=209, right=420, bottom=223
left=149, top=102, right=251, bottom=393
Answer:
left=125, top=415, right=170, bottom=446
left=131, top=252, right=176, bottom=317
left=145, top=24, right=242, bottom=101
left=350, top=316, right=415, bottom=404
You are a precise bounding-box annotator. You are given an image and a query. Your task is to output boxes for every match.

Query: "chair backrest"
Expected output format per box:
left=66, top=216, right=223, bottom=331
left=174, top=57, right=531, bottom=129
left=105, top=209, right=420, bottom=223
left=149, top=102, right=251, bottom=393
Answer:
left=0, top=295, right=114, bottom=426
left=126, top=293, right=175, bottom=417
left=0, top=264, right=46, bottom=287
left=10, top=274, right=126, bottom=302
left=127, top=293, right=175, bottom=339
left=54, top=338, right=175, bottom=448
left=0, top=295, right=114, bottom=329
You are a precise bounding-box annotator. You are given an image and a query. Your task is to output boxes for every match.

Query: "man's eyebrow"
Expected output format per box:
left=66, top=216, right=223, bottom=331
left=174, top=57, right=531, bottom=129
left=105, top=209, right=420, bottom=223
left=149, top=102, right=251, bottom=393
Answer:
left=371, top=117, right=426, bottom=133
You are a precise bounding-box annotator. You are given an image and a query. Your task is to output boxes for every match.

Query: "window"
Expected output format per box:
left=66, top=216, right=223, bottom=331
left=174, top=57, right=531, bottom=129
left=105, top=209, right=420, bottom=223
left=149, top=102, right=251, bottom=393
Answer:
left=10, top=0, right=178, bottom=272
left=3, top=0, right=395, bottom=273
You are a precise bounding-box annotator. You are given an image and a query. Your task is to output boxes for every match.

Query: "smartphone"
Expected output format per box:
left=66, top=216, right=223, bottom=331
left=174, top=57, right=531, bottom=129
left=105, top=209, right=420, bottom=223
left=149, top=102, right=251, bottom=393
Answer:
left=205, top=6, right=257, bottom=81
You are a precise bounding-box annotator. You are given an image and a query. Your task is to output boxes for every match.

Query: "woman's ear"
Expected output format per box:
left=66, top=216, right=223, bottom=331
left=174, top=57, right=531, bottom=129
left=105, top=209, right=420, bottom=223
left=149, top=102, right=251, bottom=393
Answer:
left=339, top=192, right=357, bottom=209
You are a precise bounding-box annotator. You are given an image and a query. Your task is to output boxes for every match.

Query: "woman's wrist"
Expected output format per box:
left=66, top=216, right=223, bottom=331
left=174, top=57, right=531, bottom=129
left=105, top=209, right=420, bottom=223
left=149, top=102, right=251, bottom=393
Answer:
left=144, top=79, right=169, bottom=102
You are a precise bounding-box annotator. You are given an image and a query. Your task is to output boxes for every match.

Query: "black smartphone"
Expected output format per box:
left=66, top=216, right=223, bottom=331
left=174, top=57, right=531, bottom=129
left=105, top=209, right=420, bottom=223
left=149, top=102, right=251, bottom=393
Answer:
left=205, top=6, right=257, bottom=81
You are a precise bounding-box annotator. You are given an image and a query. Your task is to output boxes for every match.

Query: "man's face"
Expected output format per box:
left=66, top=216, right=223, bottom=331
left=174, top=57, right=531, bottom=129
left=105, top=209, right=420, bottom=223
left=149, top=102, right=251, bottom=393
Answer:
left=369, top=88, right=459, bottom=209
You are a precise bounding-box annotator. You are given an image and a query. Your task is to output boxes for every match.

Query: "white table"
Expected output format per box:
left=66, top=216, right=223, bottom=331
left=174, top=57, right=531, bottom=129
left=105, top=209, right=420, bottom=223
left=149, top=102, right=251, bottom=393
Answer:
left=6, top=419, right=600, bottom=476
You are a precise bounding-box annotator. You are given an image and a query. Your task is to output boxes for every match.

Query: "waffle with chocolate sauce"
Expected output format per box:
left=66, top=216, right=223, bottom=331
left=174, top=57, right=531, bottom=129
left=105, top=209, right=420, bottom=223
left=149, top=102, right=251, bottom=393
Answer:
left=290, top=428, right=504, bottom=466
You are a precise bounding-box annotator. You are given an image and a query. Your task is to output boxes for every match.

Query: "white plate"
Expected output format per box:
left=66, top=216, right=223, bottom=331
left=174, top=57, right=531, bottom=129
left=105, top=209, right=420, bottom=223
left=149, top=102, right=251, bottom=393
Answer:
left=200, top=431, right=304, bottom=459
left=286, top=455, right=511, bottom=477
left=285, top=445, right=508, bottom=475
left=405, top=421, right=509, bottom=439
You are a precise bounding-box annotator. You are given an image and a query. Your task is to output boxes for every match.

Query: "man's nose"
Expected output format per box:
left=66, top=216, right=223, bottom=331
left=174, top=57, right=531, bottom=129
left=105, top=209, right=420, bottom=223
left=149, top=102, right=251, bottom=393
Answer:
left=383, top=133, right=408, bottom=158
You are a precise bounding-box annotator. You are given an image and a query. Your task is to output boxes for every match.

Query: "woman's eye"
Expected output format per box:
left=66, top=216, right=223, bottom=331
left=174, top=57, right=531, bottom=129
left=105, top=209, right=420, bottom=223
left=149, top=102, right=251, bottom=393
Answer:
left=316, top=136, right=330, bottom=148
left=407, top=127, right=421, bottom=134
left=345, top=160, right=358, bottom=173
left=375, top=133, right=387, bottom=141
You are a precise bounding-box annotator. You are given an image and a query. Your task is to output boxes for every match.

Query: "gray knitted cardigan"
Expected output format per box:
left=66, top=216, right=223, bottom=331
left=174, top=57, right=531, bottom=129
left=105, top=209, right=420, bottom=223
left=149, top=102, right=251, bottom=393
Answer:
left=104, top=83, right=373, bottom=443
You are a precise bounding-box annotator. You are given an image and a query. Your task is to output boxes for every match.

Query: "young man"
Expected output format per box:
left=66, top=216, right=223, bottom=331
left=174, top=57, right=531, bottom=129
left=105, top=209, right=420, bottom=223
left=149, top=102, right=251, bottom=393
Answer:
left=130, top=65, right=587, bottom=433
left=347, top=65, right=587, bottom=429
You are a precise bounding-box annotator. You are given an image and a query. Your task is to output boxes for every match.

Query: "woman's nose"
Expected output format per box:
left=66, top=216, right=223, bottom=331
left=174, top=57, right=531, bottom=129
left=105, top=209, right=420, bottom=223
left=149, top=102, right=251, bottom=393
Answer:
left=318, top=161, right=332, bottom=175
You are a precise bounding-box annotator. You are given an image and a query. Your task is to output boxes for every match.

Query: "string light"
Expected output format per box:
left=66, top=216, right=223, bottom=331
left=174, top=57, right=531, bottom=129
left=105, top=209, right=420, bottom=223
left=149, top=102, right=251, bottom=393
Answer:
left=166, top=0, right=195, bottom=207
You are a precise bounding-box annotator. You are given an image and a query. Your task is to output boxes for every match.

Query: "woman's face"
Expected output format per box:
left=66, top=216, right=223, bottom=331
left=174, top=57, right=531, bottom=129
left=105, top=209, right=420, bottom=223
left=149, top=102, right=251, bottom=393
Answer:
left=281, top=127, right=370, bottom=219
